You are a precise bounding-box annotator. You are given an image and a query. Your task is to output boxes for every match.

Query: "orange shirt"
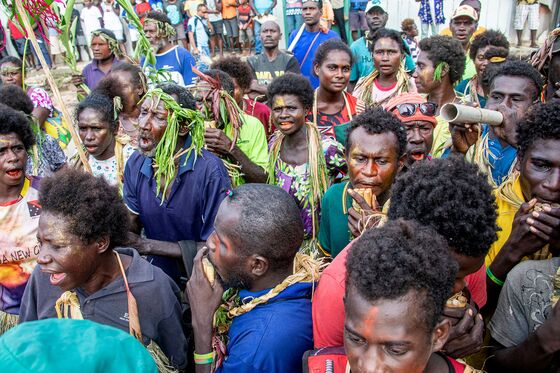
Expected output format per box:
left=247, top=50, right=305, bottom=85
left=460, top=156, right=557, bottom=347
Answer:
left=222, top=0, right=237, bottom=19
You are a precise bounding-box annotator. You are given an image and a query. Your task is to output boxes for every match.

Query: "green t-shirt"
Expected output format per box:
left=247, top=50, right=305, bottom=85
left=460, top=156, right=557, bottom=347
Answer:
left=224, top=113, right=270, bottom=184
left=462, top=56, right=476, bottom=82
left=318, top=181, right=353, bottom=258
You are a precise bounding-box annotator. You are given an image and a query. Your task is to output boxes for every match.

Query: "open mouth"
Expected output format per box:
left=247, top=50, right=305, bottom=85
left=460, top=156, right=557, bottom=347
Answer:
left=49, top=272, right=67, bottom=286
left=409, top=150, right=426, bottom=161
left=6, top=169, right=22, bottom=178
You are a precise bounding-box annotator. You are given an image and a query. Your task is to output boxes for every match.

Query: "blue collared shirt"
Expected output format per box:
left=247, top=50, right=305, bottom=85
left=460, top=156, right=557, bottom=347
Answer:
left=217, top=282, right=314, bottom=373
left=482, top=125, right=517, bottom=186
left=123, top=137, right=231, bottom=281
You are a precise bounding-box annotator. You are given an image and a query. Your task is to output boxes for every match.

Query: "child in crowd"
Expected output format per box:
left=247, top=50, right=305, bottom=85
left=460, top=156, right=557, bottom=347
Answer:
left=237, top=0, right=253, bottom=55
left=401, top=18, right=419, bottom=61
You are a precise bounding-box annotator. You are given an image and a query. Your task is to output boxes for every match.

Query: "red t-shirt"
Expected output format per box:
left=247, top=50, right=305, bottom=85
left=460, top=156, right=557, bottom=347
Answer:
left=306, top=92, right=364, bottom=138
left=312, top=242, right=487, bottom=348
left=244, top=98, right=273, bottom=138
left=8, top=21, right=25, bottom=40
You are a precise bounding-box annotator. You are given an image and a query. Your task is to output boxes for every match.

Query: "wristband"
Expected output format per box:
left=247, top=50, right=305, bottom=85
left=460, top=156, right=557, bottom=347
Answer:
left=486, top=267, right=505, bottom=286
left=194, top=351, right=214, bottom=365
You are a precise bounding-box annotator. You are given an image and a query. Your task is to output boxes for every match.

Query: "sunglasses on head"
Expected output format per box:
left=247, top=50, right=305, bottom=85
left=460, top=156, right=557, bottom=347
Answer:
left=394, top=102, right=438, bottom=117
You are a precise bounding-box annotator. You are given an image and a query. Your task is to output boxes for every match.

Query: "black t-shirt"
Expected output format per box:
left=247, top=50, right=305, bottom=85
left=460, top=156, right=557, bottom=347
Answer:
left=248, top=51, right=301, bottom=86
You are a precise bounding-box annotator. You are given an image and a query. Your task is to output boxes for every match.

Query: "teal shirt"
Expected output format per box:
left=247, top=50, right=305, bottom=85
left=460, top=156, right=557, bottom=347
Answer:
left=318, top=182, right=353, bottom=258
left=349, top=37, right=416, bottom=83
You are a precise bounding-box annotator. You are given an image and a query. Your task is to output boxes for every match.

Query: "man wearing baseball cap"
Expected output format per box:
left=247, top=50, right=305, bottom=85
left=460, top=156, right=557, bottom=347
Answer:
left=441, top=0, right=486, bottom=39
left=384, top=93, right=438, bottom=169
left=348, top=0, right=416, bottom=92
left=450, top=4, right=479, bottom=80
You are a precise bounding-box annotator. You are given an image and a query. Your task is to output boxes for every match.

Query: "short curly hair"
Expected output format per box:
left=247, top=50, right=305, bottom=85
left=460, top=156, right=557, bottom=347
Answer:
left=312, top=38, right=353, bottom=67
left=211, top=57, right=254, bottom=92
left=0, top=85, right=34, bottom=114
left=76, top=92, right=118, bottom=131
left=346, top=219, right=458, bottom=332
left=388, top=156, right=498, bottom=258
left=486, top=60, right=544, bottom=101
left=469, top=30, right=510, bottom=61
left=346, top=107, right=407, bottom=157
left=266, top=72, right=314, bottom=110
left=96, top=63, right=147, bottom=100
left=0, top=103, right=35, bottom=151
left=418, top=36, right=466, bottom=85
left=401, top=18, right=416, bottom=33
left=517, top=101, right=560, bottom=159
left=0, top=56, right=22, bottom=69
left=226, top=184, right=304, bottom=272
left=39, top=168, right=130, bottom=247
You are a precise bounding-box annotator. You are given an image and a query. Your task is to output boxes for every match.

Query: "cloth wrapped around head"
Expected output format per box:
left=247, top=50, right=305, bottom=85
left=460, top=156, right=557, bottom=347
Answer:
left=91, top=29, right=125, bottom=59
left=383, top=93, right=438, bottom=126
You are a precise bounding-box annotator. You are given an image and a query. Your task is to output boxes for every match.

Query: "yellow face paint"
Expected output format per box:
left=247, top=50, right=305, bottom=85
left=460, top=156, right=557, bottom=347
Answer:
left=274, top=97, right=285, bottom=108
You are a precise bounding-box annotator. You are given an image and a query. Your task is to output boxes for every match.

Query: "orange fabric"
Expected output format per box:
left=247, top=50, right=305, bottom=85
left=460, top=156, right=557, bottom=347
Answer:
left=222, top=0, right=237, bottom=19
left=383, top=93, right=438, bottom=125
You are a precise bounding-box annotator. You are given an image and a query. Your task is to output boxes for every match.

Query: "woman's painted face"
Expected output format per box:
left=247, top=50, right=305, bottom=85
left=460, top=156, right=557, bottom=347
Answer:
left=314, top=50, right=352, bottom=94
left=271, top=94, right=306, bottom=136
left=412, top=51, right=437, bottom=94
left=0, top=62, right=23, bottom=87
left=474, top=45, right=491, bottom=76
left=372, top=37, right=403, bottom=78
left=78, top=107, right=116, bottom=160
left=36, top=212, right=102, bottom=292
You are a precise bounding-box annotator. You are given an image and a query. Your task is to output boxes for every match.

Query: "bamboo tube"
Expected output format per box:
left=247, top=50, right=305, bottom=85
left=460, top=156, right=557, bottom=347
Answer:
left=441, top=103, right=504, bottom=126
left=13, top=0, right=91, bottom=173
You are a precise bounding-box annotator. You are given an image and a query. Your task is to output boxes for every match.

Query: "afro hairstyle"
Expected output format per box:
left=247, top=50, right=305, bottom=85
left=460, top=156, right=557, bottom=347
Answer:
left=401, top=18, right=416, bottom=33
left=96, top=63, right=147, bottom=100
left=346, top=107, right=407, bottom=157
left=388, top=156, right=498, bottom=258
left=486, top=60, right=544, bottom=101
left=224, top=184, right=304, bottom=273
left=346, top=219, right=457, bottom=332
left=266, top=72, right=314, bottom=110
left=469, top=30, right=510, bottom=61
left=517, top=100, right=560, bottom=159
left=418, top=36, right=466, bottom=85
left=211, top=57, right=254, bottom=92
left=39, top=168, right=130, bottom=247
left=0, top=85, right=34, bottom=114
left=0, top=103, right=35, bottom=151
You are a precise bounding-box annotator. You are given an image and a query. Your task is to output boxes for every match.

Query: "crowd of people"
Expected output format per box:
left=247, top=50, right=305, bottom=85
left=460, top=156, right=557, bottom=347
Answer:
left=0, top=0, right=559, bottom=372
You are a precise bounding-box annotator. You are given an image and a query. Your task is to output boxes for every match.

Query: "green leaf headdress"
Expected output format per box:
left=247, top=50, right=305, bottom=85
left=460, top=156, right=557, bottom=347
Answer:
left=91, top=29, right=125, bottom=60
left=433, top=62, right=449, bottom=82
left=141, top=88, right=205, bottom=200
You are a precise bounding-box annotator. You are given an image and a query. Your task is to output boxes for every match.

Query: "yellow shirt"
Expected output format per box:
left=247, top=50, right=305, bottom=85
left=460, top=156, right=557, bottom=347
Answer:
left=485, top=176, right=523, bottom=267
left=440, top=26, right=487, bottom=39
left=431, top=115, right=451, bottom=158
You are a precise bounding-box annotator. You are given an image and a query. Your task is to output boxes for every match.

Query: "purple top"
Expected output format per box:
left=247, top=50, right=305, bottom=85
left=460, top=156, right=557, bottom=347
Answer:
left=82, top=57, right=122, bottom=90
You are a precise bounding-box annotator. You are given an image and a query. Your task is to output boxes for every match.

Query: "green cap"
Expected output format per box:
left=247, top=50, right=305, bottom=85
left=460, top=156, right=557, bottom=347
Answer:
left=0, top=319, right=157, bottom=373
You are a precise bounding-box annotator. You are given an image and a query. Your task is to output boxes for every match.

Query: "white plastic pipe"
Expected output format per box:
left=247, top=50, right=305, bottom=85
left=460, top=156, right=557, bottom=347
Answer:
left=440, top=103, right=504, bottom=126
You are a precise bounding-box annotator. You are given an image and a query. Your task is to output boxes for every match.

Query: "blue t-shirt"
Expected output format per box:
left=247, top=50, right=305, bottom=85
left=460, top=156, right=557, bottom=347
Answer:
left=141, top=46, right=196, bottom=86
left=482, top=124, right=517, bottom=186
left=349, top=36, right=416, bottom=82
left=217, top=282, right=314, bottom=373
left=254, top=0, right=274, bottom=14
left=123, top=138, right=231, bottom=281
left=289, top=29, right=339, bottom=89
left=350, top=0, right=368, bottom=11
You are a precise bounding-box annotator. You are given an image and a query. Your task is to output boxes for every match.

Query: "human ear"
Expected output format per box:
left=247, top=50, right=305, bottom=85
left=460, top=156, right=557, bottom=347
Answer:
left=431, top=318, right=451, bottom=352
left=96, top=235, right=111, bottom=254
left=250, top=254, right=269, bottom=277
